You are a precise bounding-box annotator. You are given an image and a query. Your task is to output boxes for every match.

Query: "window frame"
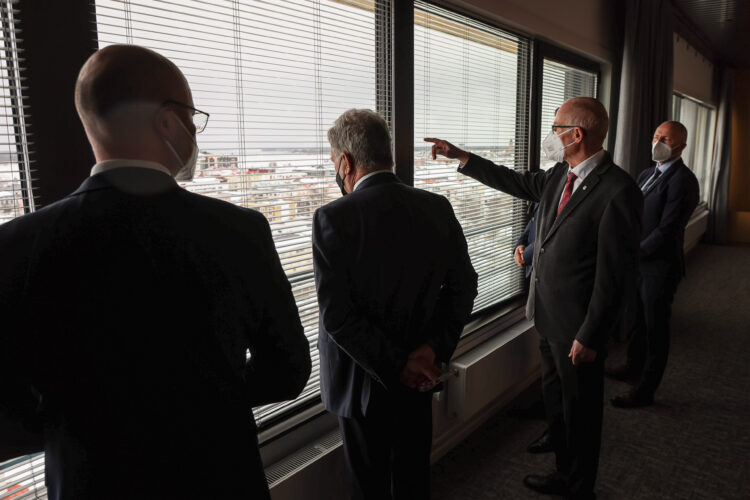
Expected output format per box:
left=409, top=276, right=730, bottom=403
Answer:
left=3, top=0, right=613, bottom=456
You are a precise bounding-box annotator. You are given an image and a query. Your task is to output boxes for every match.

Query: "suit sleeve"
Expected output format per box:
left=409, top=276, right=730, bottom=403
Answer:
left=312, top=208, right=408, bottom=389
left=0, top=222, right=45, bottom=456
left=515, top=219, right=532, bottom=251
left=244, top=216, right=311, bottom=407
left=427, top=199, right=478, bottom=362
left=640, top=172, right=700, bottom=259
left=576, top=184, right=643, bottom=349
left=459, top=153, right=552, bottom=202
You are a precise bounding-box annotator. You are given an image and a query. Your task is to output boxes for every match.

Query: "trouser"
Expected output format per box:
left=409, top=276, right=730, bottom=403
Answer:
left=540, top=336, right=604, bottom=498
left=338, top=387, right=433, bottom=500
left=627, top=272, right=681, bottom=394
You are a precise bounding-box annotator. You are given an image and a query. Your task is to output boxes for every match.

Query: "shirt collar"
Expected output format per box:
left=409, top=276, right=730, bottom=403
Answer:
left=353, top=169, right=394, bottom=191
left=655, top=158, right=679, bottom=174
left=568, top=148, right=605, bottom=180
left=91, top=159, right=173, bottom=177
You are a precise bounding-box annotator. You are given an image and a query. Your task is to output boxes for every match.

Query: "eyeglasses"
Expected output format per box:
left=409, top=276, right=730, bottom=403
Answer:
left=163, top=100, right=210, bottom=133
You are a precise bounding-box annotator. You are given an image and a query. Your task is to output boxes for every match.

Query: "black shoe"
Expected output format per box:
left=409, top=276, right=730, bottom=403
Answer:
left=604, top=364, right=639, bottom=383
left=611, top=388, right=654, bottom=408
left=523, top=473, right=568, bottom=496
left=527, top=429, right=554, bottom=454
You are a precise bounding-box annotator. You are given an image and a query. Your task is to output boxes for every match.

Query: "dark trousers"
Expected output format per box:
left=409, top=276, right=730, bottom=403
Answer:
left=540, top=336, right=604, bottom=498
left=338, top=388, right=433, bottom=500
left=627, top=271, right=681, bottom=394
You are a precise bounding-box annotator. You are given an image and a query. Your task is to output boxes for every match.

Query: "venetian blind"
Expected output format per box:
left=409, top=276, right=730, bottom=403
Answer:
left=0, top=1, right=43, bottom=497
left=539, top=58, right=598, bottom=170
left=0, top=0, right=32, bottom=226
left=414, top=1, right=529, bottom=314
left=672, top=93, right=716, bottom=202
left=95, top=0, right=391, bottom=425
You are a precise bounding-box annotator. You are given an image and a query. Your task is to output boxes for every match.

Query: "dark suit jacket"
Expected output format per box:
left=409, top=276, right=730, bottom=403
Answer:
left=460, top=152, right=642, bottom=350
left=514, top=204, right=538, bottom=278
left=0, top=167, right=311, bottom=499
left=313, top=172, right=477, bottom=417
left=637, top=159, right=699, bottom=276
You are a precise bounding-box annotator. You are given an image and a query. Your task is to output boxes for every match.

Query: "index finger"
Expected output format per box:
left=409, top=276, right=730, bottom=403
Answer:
left=423, top=137, right=441, bottom=144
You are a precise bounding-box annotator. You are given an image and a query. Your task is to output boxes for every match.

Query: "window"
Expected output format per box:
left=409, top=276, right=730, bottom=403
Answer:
left=95, top=0, right=389, bottom=424
left=672, top=93, right=716, bottom=202
left=414, top=1, right=530, bottom=313
left=0, top=0, right=32, bottom=225
left=0, top=1, right=42, bottom=495
left=539, top=58, right=598, bottom=170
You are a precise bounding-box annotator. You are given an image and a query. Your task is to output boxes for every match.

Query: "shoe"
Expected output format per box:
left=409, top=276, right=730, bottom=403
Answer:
left=523, top=473, right=568, bottom=496
left=604, top=364, right=639, bottom=383
left=611, top=388, right=654, bottom=408
left=527, top=429, right=554, bottom=454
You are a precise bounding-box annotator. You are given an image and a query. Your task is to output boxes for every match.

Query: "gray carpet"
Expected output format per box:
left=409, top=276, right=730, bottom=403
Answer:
left=431, top=244, right=750, bottom=499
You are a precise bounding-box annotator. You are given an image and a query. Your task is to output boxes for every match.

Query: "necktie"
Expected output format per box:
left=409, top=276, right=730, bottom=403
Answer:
left=641, top=169, right=662, bottom=192
left=557, top=171, right=577, bottom=214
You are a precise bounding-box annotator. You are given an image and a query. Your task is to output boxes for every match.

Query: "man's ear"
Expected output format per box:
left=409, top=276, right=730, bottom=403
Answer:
left=154, top=106, right=176, bottom=140
left=341, top=152, right=355, bottom=175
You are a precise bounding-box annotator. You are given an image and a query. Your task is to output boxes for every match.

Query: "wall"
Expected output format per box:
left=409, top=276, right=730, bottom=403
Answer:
left=673, top=34, right=716, bottom=105
left=728, top=69, right=750, bottom=243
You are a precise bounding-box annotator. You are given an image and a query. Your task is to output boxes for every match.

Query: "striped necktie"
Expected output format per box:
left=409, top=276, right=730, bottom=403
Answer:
left=641, top=169, right=662, bottom=192
left=557, top=172, right=577, bottom=214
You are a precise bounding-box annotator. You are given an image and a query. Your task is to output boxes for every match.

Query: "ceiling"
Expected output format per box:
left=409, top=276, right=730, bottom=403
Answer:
left=672, top=0, right=750, bottom=68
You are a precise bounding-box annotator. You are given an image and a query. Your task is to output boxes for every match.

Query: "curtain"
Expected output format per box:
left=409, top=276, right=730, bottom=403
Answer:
left=613, top=0, right=674, bottom=178
left=705, top=67, right=734, bottom=244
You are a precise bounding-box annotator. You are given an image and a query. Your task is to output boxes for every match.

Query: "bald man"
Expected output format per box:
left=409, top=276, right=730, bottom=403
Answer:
left=0, top=45, right=311, bottom=499
left=609, top=121, right=699, bottom=408
left=426, top=97, right=642, bottom=500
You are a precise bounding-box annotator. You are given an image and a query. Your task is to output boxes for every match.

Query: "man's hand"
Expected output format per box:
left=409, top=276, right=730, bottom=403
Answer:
left=424, top=138, right=470, bottom=164
left=568, top=339, right=597, bottom=365
left=514, top=245, right=526, bottom=267
left=399, top=343, right=441, bottom=390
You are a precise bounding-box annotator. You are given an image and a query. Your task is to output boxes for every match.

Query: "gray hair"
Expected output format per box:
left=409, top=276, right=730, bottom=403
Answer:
left=327, top=109, right=393, bottom=170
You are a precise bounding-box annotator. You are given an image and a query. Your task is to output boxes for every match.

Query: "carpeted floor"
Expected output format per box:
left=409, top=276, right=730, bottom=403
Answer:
left=431, top=244, right=750, bottom=499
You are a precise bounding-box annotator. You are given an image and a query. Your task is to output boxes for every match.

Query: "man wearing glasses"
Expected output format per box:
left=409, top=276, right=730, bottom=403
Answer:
left=426, top=97, right=642, bottom=500
left=0, top=44, right=311, bottom=499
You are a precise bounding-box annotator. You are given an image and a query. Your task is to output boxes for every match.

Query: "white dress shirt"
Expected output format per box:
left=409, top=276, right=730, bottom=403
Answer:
left=353, top=169, right=394, bottom=191
left=90, top=159, right=172, bottom=177
left=557, top=149, right=606, bottom=206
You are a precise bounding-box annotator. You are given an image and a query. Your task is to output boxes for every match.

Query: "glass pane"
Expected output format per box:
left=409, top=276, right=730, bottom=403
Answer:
left=414, top=2, right=529, bottom=314
left=539, top=59, right=598, bottom=170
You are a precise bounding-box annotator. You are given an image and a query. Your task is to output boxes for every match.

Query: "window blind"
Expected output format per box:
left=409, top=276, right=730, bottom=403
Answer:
left=672, top=93, right=716, bottom=202
left=414, top=1, right=529, bottom=314
left=95, top=0, right=390, bottom=425
left=539, top=58, right=598, bottom=170
left=0, top=1, right=44, bottom=497
left=0, top=0, right=32, bottom=226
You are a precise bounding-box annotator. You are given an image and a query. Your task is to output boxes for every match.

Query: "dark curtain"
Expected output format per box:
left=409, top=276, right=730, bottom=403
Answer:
left=705, top=68, right=734, bottom=244
left=613, top=0, right=674, bottom=178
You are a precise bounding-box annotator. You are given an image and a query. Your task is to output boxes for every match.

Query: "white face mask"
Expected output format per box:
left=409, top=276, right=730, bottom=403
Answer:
left=541, top=128, right=575, bottom=163
left=651, top=141, right=672, bottom=163
left=164, top=113, right=198, bottom=182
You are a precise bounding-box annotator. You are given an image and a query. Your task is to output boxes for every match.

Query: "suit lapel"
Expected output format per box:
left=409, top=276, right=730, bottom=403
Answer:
left=537, top=168, right=567, bottom=244
left=541, top=158, right=608, bottom=246
left=643, top=159, right=682, bottom=196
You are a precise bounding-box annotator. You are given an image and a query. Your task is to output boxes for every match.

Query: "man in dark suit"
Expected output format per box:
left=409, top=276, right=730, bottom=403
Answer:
left=426, top=97, right=642, bottom=500
left=514, top=203, right=539, bottom=279
left=313, top=109, right=477, bottom=500
left=0, top=45, right=311, bottom=499
left=609, top=121, right=699, bottom=408
left=514, top=203, right=555, bottom=455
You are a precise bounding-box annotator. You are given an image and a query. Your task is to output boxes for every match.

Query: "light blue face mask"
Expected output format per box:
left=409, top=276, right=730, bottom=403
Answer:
left=164, top=111, right=198, bottom=182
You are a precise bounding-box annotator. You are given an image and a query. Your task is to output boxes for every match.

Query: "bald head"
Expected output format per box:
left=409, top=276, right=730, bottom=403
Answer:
left=653, top=120, right=688, bottom=162
left=75, top=44, right=189, bottom=140
left=558, top=97, right=609, bottom=147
